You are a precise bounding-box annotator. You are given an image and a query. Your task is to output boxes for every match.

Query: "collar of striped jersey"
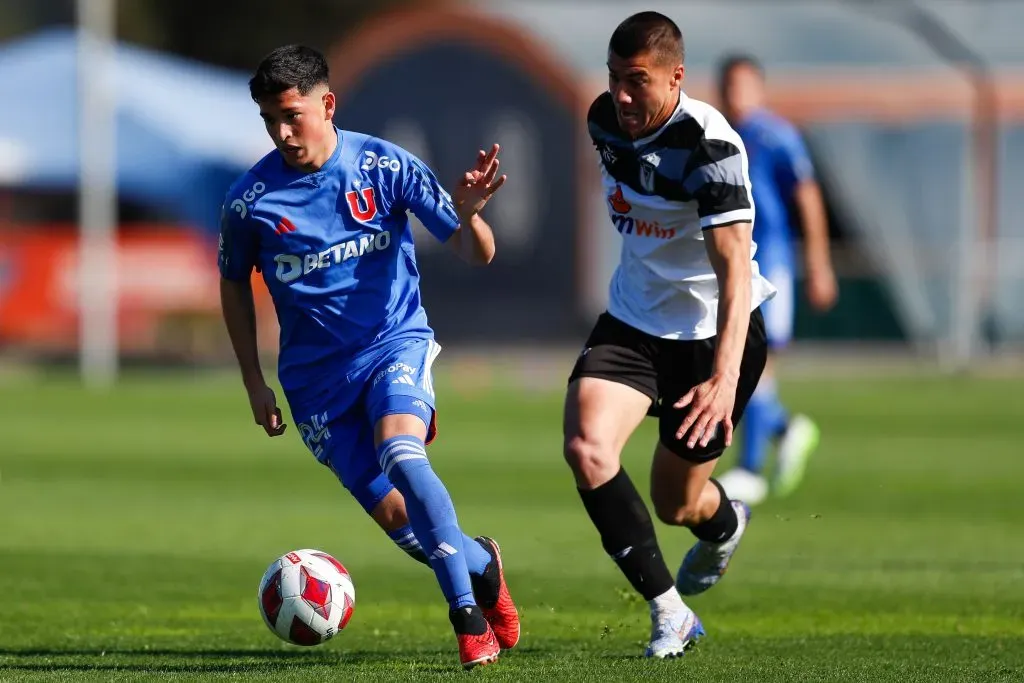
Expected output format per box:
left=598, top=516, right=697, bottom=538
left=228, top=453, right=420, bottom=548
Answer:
left=630, top=91, right=686, bottom=148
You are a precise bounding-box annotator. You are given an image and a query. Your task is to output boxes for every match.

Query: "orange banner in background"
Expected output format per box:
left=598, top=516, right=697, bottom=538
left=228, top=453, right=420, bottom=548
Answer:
left=0, top=226, right=275, bottom=354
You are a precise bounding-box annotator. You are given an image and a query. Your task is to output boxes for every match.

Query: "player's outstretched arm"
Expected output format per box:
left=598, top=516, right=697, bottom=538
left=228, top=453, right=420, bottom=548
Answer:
left=673, top=223, right=753, bottom=449
left=220, top=277, right=286, bottom=437
left=448, top=144, right=507, bottom=265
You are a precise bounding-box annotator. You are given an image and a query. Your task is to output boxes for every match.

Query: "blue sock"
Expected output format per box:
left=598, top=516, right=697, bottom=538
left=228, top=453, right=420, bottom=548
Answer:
left=739, top=378, right=788, bottom=474
left=387, top=524, right=490, bottom=575
left=377, top=436, right=476, bottom=610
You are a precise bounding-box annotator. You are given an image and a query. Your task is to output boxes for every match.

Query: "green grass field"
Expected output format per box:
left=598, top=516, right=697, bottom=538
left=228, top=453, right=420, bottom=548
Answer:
left=1, top=369, right=1022, bottom=681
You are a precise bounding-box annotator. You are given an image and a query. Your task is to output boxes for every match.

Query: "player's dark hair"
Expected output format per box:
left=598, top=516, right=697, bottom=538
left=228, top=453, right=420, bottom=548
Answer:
left=249, top=45, right=329, bottom=102
left=609, top=12, right=684, bottom=65
left=717, top=52, right=765, bottom=90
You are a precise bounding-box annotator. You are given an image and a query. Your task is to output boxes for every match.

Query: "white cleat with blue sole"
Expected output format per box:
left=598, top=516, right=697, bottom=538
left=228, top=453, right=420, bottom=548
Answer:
left=676, top=501, right=751, bottom=596
left=645, top=608, right=705, bottom=659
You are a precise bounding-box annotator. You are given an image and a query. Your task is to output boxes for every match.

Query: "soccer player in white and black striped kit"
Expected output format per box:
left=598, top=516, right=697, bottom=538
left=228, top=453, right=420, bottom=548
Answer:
left=563, top=12, right=776, bottom=658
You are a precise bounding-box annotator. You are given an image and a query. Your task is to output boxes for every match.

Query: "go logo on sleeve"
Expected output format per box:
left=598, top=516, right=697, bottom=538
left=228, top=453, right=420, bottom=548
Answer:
left=361, top=151, right=401, bottom=172
left=230, top=180, right=266, bottom=219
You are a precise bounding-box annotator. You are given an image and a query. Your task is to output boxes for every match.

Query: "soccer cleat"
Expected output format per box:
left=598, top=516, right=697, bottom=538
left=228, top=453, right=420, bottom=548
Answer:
left=645, top=608, right=704, bottom=659
left=676, top=501, right=751, bottom=596
left=456, top=625, right=500, bottom=669
left=470, top=536, right=521, bottom=650
left=716, top=467, right=769, bottom=507
left=773, top=414, right=820, bottom=498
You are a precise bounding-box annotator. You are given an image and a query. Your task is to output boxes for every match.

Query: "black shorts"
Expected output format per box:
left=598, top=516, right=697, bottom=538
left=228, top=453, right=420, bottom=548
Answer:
left=568, top=309, right=768, bottom=462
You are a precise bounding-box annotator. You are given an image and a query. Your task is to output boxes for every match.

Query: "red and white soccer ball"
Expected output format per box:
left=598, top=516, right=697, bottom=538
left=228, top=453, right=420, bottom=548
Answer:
left=257, top=548, right=356, bottom=646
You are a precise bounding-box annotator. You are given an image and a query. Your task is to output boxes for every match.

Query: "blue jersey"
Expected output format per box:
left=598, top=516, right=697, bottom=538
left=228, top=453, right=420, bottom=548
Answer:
left=217, top=128, right=460, bottom=394
left=733, top=109, right=815, bottom=269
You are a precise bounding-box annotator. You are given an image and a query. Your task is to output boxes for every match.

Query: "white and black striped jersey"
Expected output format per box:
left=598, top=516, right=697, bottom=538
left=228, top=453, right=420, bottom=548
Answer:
left=588, top=91, right=776, bottom=340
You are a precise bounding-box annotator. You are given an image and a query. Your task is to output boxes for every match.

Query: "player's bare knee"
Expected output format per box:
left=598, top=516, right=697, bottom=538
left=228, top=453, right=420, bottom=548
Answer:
left=374, top=412, right=428, bottom=445
left=564, top=436, right=618, bottom=488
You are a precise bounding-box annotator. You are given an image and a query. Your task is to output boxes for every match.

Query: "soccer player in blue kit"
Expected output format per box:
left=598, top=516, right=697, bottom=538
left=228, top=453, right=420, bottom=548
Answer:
left=218, top=45, right=518, bottom=669
left=713, top=54, right=838, bottom=506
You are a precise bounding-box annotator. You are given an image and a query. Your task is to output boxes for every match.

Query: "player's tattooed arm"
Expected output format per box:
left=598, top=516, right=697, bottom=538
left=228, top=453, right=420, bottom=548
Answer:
left=673, top=222, right=753, bottom=448
left=448, top=144, right=506, bottom=265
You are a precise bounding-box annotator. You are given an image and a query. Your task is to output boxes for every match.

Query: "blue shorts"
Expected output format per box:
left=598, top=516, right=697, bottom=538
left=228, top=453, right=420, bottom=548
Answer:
left=758, top=263, right=794, bottom=349
left=285, top=338, right=442, bottom=513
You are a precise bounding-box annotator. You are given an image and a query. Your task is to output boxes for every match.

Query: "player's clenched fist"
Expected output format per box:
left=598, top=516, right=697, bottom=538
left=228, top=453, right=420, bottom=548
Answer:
left=248, top=383, right=287, bottom=437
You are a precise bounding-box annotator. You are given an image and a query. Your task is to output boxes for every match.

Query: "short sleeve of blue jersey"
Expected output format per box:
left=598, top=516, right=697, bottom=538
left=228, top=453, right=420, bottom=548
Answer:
left=217, top=193, right=258, bottom=281
left=399, top=153, right=461, bottom=243
left=773, top=123, right=815, bottom=194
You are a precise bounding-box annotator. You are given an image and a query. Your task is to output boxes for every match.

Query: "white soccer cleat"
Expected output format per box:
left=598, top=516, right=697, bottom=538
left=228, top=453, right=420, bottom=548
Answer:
left=773, top=414, right=820, bottom=498
left=645, top=607, right=704, bottom=659
left=676, top=501, right=751, bottom=596
left=717, top=467, right=769, bottom=507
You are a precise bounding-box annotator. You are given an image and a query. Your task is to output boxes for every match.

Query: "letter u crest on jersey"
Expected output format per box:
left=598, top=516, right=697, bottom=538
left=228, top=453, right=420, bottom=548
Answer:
left=345, top=187, right=378, bottom=223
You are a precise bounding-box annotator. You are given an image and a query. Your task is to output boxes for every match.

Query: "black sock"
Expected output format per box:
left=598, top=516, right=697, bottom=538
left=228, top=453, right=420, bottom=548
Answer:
left=578, top=468, right=674, bottom=601
left=469, top=539, right=500, bottom=609
left=449, top=604, right=488, bottom=635
left=690, top=478, right=739, bottom=543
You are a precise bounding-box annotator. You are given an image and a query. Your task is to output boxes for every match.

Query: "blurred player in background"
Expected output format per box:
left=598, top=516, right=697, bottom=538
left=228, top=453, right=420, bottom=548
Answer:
left=218, top=45, right=518, bottom=669
left=714, top=53, right=838, bottom=506
left=564, top=12, right=774, bottom=659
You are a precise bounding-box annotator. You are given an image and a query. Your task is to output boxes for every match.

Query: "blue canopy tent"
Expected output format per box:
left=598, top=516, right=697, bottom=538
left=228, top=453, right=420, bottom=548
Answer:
left=0, top=27, right=268, bottom=234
